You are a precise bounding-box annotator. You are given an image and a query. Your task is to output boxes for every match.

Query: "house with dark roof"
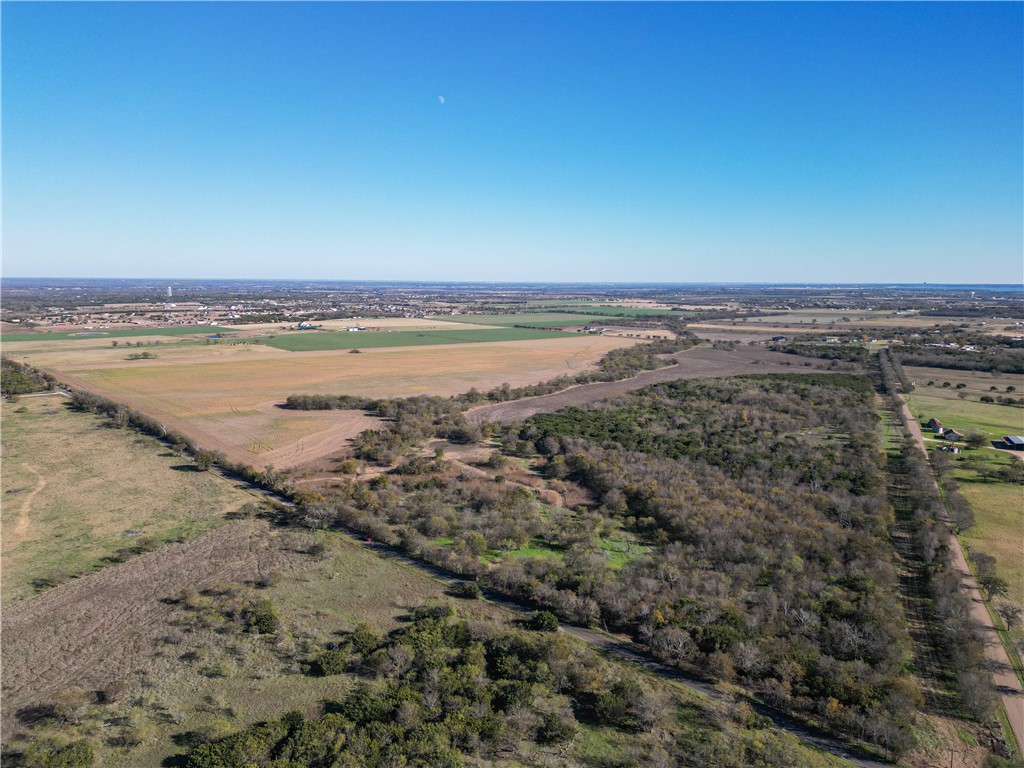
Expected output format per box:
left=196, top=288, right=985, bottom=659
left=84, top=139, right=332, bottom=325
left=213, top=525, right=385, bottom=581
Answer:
left=1003, top=435, right=1024, bottom=450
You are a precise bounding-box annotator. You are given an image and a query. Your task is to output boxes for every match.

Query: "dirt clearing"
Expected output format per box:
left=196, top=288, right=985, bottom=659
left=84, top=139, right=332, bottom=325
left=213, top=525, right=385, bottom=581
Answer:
left=466, top=346, right=835, bottom=424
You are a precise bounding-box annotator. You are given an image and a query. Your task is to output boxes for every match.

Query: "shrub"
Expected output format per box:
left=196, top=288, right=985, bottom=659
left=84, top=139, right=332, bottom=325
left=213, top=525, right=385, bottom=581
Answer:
left=536, top=711, right=577, bottom=744
left=314, top=648, right=348, bottom=676
left=245, top=599, right=280, bottom=634
left=527, top=611, right=560, bottom=633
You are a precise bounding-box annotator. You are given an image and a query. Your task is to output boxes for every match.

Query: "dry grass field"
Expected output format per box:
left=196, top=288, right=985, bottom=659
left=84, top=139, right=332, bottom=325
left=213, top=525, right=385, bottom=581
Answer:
left=0, top=395, right=258, bottom=605
left=14, top=335, right=637, bottom=469
left=0, top=520, right=513, bottom=766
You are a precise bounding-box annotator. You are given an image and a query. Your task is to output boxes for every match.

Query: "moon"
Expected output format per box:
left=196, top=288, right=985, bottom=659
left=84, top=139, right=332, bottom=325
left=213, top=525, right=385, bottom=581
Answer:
left=438, top=96, right=445, bottom=105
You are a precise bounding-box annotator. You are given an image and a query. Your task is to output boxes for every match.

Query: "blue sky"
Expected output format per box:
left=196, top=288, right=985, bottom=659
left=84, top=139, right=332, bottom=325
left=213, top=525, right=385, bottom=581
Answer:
left=3, top=2, right=1021, bottom=283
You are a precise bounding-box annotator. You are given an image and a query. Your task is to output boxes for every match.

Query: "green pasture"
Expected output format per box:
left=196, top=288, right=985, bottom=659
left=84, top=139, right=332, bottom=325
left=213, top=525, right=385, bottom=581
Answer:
left=260, top=326, right=568, bottom=351
left=1, top=325, right=240, bottom=342
left=906, top=392, right=1024, bottom=439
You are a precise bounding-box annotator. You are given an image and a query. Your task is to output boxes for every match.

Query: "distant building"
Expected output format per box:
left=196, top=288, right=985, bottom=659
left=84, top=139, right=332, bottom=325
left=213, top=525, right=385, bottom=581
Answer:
left=926, top=418, right=944, bottom=434
left=1003, top=436, right=1024, bottom=450
left=944, top=429, right=965, bottom=442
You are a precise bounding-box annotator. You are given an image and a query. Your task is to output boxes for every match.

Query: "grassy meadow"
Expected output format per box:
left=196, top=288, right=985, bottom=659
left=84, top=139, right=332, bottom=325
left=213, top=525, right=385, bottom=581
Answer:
left=0, top=395, right=258, bottom=604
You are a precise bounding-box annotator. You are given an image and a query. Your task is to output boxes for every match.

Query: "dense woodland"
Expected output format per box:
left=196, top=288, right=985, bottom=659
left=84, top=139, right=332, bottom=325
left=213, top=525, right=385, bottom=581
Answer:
left=1, top=356, right=55, bottom=396
left=299, top=374, right=922, bottom=756
left=893, top=345, right=1024, bottom=374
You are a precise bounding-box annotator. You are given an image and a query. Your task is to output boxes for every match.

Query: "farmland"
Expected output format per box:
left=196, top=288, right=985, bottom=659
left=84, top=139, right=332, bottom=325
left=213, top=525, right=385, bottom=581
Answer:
left=260, top=326, right=569, bottom=351
left=437, top=308, right=684, bottom=327
left=15, top=335, right=638, bottom=468
left=0, top=325, right=242, bottom=342
left=0, top=395, right=257, bottom=605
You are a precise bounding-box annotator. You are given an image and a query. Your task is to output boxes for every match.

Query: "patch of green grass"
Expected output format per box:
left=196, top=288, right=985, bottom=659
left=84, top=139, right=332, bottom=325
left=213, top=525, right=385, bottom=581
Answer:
left=958, top=477, right=1024, bottom=606
left=0, top=398, right=257, bottom=604
left=906, top=391, right=1024, bottom=439
left=956, top=726, right=979, bottom=747
left=1, top=325, right=240, bottom=342
left=600, top=537, right=650, bottom=568
left=480, top=536, right=564, bottom=563
left=260, top=326, right=569, bottom=351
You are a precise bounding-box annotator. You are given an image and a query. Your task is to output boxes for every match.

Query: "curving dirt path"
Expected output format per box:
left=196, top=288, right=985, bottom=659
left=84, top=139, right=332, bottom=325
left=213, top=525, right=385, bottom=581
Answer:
left=9, top=465, right=45, bottom=545
left=466, top=346, right=833, bottom=425
left=897, top=393, right=1024, bottom=754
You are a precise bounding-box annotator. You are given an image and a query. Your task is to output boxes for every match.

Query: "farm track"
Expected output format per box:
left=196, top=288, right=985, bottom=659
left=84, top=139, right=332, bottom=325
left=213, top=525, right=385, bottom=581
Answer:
left=465, top=346, right=833, bottom=425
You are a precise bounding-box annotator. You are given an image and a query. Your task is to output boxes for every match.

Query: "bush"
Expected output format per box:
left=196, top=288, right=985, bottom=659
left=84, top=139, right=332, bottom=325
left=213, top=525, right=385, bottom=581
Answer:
left=536, top=711, right=577, bottom=744
left=42, top=741, right=94, bottom=768
left=455, top=581, right=482, bottom=599
left=245, top=599, right=280, bottom=634
left=527, top=611, right=560, bottom=633
left=314, top=648, right=348, bottom=676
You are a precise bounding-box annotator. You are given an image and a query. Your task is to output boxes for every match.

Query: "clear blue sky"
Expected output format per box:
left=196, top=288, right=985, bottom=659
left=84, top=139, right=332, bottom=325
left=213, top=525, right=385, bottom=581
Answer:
left=3, top=2, right=1021, bottom=283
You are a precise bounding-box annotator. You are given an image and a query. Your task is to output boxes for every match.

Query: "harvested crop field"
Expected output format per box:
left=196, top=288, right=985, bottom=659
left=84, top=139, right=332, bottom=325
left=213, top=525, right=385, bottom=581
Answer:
left=0, top=396, right=258, bottom=604
left=466, top=346, right=835, bottom=424
left=31, top=335, right=637, bottom=469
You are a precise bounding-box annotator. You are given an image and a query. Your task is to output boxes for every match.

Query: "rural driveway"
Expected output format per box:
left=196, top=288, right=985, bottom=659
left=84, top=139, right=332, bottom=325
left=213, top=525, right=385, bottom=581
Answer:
left=465, top=346, right=832, bottom=425
left=897, top=393, right=1024, bottom=754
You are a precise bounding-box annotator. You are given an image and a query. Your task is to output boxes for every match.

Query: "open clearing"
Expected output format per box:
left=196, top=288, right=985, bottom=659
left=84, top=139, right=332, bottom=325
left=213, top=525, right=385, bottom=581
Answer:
left=0, top=396, right=257, bottom=605
left=28, top=335, right=637, bottom=469
left=466, top=346, right=834, bottom=424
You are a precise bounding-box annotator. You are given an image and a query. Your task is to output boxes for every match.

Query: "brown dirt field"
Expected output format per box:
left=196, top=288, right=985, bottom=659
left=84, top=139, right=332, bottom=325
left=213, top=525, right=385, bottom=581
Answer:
left=35, top=336, right=635, bottom=470
left=1, top=520, right=297, bottom=735
left=466, top=346, right=835, bottom=424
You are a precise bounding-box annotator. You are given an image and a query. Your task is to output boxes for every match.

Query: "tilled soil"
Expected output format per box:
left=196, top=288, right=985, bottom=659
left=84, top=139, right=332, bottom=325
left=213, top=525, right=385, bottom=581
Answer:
left=1, top=520, right=304, bottom=738
left=466, top=346, right=833, bottom=425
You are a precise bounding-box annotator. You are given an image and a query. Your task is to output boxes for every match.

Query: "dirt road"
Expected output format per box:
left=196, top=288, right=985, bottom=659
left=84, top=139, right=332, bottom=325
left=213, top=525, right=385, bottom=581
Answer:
left=897, top=394, right=1024, bottom=754
left=465, top=346, right=832, bottom=425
